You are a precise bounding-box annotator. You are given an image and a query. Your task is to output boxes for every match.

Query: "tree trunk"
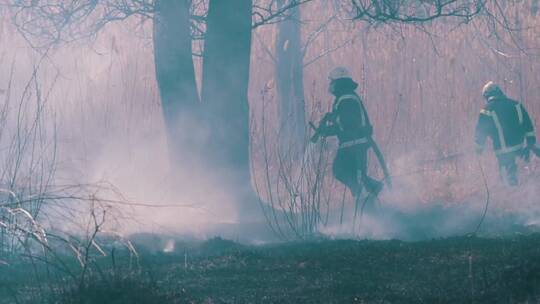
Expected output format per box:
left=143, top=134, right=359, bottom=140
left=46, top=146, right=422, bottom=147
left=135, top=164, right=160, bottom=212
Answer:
left=153, top=0, right=199, bottom=163
left=275, top=1, right=306, bottom=156
left=201, top=0, right=255, bottom=208
left=533, top=0, right=539, bottom=16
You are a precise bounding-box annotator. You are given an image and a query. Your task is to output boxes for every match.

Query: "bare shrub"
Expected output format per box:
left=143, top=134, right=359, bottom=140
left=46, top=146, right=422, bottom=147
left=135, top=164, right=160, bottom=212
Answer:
left=0, top=59, right=140, bottom=303
left=251, top=83, right=349, bottom=239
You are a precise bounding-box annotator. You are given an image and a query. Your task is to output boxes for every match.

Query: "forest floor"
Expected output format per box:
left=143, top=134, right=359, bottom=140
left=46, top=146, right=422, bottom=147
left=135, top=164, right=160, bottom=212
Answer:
left=2, top=233, right=540, bottom=303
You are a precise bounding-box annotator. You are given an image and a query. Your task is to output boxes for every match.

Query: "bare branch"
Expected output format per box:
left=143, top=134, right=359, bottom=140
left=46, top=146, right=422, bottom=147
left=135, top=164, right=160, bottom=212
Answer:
left=252, top=0, right=314, bottom=29
left=348, top=0, right=486, bottom=24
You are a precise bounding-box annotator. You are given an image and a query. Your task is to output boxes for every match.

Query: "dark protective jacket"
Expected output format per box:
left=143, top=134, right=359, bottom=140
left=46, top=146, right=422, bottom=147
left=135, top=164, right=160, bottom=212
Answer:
left=323, top=93, right=373, bottom=148
left=475, top=96, right=536, bottom=155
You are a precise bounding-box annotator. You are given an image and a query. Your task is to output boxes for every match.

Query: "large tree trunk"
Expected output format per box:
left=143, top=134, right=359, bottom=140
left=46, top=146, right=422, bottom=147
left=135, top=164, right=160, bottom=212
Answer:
left=153, top=0, right=199, bottom=163
left=201, top=0, right=255, bottom=210
left=275, top=1, right=306, bottom=156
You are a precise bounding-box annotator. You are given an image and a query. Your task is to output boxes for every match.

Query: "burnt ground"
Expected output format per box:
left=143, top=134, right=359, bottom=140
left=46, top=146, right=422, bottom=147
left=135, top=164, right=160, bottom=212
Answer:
left=2, top=234, right=540, bottom=303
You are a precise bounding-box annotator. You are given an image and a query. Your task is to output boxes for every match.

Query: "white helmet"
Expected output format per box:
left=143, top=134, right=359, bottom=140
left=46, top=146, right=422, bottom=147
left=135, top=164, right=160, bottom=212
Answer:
left=328, top=66, right=352, bottom=82
left=482, top=81, right=503, bottom=99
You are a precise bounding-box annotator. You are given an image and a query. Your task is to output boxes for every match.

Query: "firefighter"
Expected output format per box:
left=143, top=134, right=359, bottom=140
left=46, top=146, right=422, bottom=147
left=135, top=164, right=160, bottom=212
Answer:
left=475, top=81, right=537, bottom=185
left=314, top=67, right=383, bottom=198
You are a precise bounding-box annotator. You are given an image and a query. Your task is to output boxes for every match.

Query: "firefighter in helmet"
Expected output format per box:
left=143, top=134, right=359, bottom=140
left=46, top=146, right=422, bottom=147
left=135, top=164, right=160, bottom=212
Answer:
left=475, top=81, right=537, bottom=185
left=315, top=67, right=383, bottom=198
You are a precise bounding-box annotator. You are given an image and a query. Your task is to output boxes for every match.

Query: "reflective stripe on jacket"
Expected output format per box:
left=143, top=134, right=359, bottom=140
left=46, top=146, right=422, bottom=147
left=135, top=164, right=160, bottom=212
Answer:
left=332, top=93, right=373, bottom=148
left=475, top=96, right=536, bottom=155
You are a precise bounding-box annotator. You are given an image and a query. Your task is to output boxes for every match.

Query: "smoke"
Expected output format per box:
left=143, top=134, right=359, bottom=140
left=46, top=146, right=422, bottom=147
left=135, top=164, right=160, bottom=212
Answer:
left=319, top=150, right=540, bottom=241
left=0, top=21, right=255, bottom=246
left=2, top=14, right=540, bottom=248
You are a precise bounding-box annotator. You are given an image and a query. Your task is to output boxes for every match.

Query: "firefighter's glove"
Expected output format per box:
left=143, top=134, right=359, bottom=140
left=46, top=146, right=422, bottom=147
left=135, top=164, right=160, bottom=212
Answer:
left=317, top=114, right=336, bottom=137
left=317, top=125, right=332, bottom=137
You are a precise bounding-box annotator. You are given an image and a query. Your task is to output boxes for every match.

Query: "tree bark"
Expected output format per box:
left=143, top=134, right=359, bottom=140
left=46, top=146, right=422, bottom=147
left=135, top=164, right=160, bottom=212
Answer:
left=201, top=0, right=254, bottom=205
left=275, top=1, right=306, bottom=156
left=153, top=0, right=199, bottom=163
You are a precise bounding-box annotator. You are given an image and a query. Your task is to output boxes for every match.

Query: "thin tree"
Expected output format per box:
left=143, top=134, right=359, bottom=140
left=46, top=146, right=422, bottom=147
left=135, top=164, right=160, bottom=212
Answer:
left=275, top=0, right=306, bottom=157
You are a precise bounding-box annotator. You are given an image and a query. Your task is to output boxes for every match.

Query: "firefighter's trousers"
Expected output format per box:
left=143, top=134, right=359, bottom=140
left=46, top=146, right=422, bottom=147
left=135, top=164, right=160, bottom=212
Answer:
left=497, top=151, right=519, bottom=186
left=332, top=143, right=382, bottom=197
